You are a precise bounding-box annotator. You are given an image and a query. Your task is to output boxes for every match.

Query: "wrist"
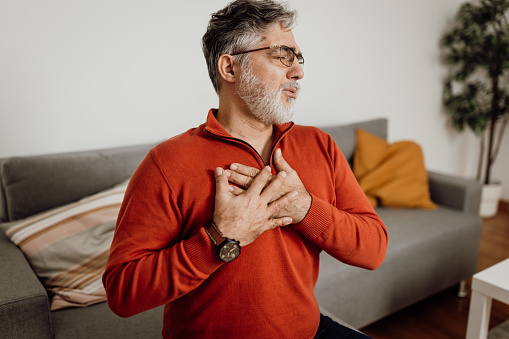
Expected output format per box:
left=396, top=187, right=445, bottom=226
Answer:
left=205, top=222, right=241, bottom=263
left=294, top=191, right=312, bottom=224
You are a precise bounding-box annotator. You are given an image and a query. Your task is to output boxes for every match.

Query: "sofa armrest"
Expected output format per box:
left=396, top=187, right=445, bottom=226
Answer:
left=0, top=231, right=53, bottom=338
left=427, top=170, right=482, bottom=215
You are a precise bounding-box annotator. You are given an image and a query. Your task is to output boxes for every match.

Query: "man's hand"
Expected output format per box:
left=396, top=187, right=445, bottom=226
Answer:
left=226, top=148, right=312, bottom=224
left=213, top=165, right=298, bottom=247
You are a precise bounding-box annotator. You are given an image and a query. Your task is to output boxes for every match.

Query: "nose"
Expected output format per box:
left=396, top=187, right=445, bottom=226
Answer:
left=288, top=59, right=304, bottom=80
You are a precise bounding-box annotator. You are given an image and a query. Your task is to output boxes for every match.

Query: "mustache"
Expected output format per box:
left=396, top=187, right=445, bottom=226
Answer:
left=280, top=82, right=301, bottom=101
left=280, top=82, right=301, bottom=92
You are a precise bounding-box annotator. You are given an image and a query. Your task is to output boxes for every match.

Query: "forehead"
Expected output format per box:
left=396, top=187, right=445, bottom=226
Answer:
left=259, top=23, right=300, bottom=52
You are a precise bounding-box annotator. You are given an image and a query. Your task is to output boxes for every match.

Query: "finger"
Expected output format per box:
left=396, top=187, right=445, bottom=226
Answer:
left=214, top=167, right=231, bottom=198
left=267, top=190, right=299, bottom=216
left=247, top=166, right=272, bottom=194
left=267, top=216, right=293, bottom=230
left=230, top=163, right=261, bottom=178
left=274, top=148, right=293, bottom=173
left=229, top=184, right=245, bottom=196
left=260, top=170, right=287, bottom=202
left=226, top=169, right=254, bottom=189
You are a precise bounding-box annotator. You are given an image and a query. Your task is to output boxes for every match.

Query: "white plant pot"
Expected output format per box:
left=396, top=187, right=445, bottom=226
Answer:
left=479, top=183, right=503, bottom=218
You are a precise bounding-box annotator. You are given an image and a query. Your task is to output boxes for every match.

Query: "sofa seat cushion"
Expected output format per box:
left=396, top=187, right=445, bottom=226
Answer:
left=315, top=205, right=482, bottom=328
left=375, top=207, right=482, bottom=253
left=51, top=302, right=164, bottom=339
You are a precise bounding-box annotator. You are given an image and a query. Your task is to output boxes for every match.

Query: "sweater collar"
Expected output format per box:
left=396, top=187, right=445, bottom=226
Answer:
left=203, top=108, right=294, bottom=141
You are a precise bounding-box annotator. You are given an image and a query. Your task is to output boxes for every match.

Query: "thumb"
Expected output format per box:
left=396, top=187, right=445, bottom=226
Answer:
left=214, top=167, right=231, bottom=197
left=274, top=148, right=292, bottom=172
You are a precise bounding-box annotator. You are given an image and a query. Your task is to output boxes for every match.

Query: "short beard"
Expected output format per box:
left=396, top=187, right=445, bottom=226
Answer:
left=237, top=66, right=300, bottom=126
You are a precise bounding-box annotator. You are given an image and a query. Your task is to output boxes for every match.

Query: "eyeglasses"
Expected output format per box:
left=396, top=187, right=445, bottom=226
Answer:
left=231, top=45, right=304, bottom=67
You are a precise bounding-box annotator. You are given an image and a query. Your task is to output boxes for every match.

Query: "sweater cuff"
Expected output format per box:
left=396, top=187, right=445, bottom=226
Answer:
left=293, top=193, right=331, bottom=240
left=183, top=228, right=224, bottom=275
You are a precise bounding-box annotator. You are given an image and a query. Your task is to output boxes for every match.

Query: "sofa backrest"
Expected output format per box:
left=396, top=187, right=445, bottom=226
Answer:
left=0, top=143, right=155, bottom=222
left=320, top=118, right=387, bottom=166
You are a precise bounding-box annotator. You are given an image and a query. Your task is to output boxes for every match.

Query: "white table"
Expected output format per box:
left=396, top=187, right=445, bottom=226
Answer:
left=466, top=258, right=509, bottom=339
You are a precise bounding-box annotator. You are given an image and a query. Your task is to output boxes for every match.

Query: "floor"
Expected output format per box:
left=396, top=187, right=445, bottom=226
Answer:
left=360, top=205, right=509, bottom=339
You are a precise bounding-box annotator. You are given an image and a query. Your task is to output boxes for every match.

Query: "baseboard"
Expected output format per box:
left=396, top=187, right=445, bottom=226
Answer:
left=500, top=200, right=509, bottom=212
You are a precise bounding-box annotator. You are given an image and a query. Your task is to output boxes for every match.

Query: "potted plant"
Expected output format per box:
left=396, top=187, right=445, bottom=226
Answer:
left=442, top=0, right=509, bottom=217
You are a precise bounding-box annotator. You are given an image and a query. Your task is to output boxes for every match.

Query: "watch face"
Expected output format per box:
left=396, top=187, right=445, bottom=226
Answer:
left=219, top=241, right=240, bottom=262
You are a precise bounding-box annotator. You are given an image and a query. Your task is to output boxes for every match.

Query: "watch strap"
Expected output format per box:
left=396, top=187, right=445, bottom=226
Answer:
left=206, top=223, right=225, bottom=246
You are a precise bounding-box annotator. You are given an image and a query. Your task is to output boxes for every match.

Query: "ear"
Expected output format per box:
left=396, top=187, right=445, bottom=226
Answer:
left=217, top=54, right=236, bottom=84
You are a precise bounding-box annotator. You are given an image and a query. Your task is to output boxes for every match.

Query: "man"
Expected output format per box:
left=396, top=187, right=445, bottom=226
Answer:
left=103, top=0, right=388, bottom=338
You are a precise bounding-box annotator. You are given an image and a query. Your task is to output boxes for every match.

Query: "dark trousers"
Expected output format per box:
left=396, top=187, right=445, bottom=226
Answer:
left=314, top=314, right=373, bottom=339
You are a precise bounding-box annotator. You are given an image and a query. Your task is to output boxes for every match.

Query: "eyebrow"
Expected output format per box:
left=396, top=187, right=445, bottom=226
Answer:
left=286, top=45, right=302, bottom=56
left=289, top=46, right=303, bottom=59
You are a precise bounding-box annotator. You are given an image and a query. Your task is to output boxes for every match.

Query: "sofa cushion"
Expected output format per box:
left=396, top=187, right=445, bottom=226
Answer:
left=353, top=129, right=436, bottom=209
left=0, top=180, right=128, bottom=310
left=51, top=303, right=164, bottom=339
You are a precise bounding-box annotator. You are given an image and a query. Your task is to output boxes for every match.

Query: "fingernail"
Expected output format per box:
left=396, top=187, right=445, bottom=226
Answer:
left=215, top=168, right=223, bottom=176
left=225, top=170, right=231, bottom=177
left=281, top=171, right=287, bottom=178
left=291, top=191, right=298, bottom=198
left=230, top=164, right=237, bottom=170
left=276, top=148, right=282, bottom=156
left=228, top=186, right=234, bottom=192
left=285, top=217, right=293, bottom=224
left=266, top=165, right=271, bottom=172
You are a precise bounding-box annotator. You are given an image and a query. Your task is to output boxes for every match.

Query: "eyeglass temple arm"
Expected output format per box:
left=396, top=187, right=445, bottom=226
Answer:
left=230, top=46, right=272, bottom=56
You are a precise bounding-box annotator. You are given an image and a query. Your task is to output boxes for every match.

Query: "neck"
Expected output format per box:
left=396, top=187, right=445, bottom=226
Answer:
left=216, top=98, right=274, bottom=164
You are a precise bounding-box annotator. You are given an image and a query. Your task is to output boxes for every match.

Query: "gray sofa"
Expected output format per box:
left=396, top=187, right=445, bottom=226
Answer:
left=0, top=118, right=483, bottom=337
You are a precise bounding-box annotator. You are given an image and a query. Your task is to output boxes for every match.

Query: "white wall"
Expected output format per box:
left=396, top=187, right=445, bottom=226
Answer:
left=1, top=0, right=508, bottom=200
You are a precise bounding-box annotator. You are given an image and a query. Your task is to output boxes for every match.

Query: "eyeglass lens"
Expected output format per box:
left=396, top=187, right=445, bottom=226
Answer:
left=280, top=46, right=304, bottom=67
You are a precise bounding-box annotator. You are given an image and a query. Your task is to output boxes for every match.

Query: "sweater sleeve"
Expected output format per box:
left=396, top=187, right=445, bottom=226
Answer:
left=293, top=139, right=388, bottom=270
left=102, top=151, right=223, bottom=318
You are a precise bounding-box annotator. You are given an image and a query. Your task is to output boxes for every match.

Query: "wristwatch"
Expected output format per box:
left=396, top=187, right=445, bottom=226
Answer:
left=205, top=223, right=241, bottom=263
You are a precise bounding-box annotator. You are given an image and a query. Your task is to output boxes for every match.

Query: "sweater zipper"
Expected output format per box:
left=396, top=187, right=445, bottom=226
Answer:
left=204, top=124, right=294, bottom=167
left=268, top=126, right=293, bottom=166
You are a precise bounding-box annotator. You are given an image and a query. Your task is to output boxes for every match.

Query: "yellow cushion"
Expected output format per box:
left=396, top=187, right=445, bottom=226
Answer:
left=353, top=129, right=437, bottom=209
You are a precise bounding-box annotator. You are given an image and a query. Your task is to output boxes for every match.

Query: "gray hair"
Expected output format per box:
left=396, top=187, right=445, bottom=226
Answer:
left=202, top=0, right=297, bottom=94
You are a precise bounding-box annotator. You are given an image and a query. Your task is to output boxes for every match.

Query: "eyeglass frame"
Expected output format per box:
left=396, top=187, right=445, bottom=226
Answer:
left=230, top=45, right=304, bottom=67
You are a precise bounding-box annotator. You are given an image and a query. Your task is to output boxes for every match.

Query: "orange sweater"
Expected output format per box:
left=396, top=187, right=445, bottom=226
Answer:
left=103, top=109, right=388, bottom=338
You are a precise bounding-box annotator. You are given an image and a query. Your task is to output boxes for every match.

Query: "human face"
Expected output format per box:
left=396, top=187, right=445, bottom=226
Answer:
left=235, top=23, right=304, bottom=124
